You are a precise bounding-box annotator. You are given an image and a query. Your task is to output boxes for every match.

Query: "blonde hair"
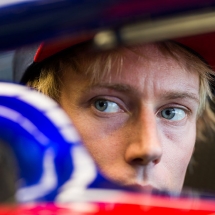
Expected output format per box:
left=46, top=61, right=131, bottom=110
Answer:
left=27, top=41, right=215, bottom=141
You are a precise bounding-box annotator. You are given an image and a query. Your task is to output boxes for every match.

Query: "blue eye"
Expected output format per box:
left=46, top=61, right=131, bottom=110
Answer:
left=94, top=99, right=121, bottom=113
left=161, top=108, right=186, bottom=121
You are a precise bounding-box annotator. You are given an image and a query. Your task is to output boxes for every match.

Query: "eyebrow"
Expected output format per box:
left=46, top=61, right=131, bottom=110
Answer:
left=162, top=91, right=200, bottom=104
left=85, top=83, right=200, bottom=104
left=85, top=83, right=133, bottom=92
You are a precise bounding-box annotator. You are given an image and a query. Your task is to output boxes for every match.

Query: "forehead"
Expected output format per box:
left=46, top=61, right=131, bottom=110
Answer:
left=61, top=42, right=200, bottom=100
left=98, top=44, right=199, bottom=88
left=117, top=43, right=189, bottom=72
left=68, top=43, right=199, bottom=103
left=77, top=42, right=198, bottom=83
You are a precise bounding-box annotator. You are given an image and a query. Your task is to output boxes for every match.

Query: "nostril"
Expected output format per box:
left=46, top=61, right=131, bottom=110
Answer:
left=131, top=158, right=144, bottom=165
left=130, top=157, right=161, bottom=165
left=153, top=158, right=160, bottom=165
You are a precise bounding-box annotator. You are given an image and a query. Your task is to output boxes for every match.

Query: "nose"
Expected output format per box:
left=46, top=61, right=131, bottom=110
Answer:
left=125, top=108, right=162, bottom=166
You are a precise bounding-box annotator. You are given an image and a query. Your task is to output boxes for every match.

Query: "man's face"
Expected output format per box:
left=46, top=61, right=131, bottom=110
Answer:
left=59, top=44, right=199, bottom=192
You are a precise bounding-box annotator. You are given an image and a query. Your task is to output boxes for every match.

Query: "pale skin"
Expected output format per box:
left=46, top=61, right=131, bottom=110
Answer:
left=59, top=44, right=199, bottom=193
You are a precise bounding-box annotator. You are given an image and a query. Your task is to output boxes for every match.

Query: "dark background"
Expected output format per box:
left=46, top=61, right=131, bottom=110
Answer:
left=184, top=137, right=215, bottom=194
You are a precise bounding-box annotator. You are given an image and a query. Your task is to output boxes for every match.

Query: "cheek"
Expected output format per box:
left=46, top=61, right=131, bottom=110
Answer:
left=66, top=110, right=128, bottom=167
left=154, top=122, right=196, bottom=191
left=161, top=122, right=196, bottom=178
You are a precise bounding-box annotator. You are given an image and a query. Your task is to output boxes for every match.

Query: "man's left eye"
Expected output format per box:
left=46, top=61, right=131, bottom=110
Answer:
left=94, top=99, right=121, bottom=113
left=161, top=108, right=186, bottom=121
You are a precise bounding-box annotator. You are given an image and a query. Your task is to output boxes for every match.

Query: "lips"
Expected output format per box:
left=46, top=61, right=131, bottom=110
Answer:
left=127, top=184, right=162, bottom=194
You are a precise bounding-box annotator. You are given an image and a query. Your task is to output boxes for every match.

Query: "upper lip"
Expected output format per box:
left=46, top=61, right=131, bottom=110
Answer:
left=128, top=184, right=161, bottom=193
